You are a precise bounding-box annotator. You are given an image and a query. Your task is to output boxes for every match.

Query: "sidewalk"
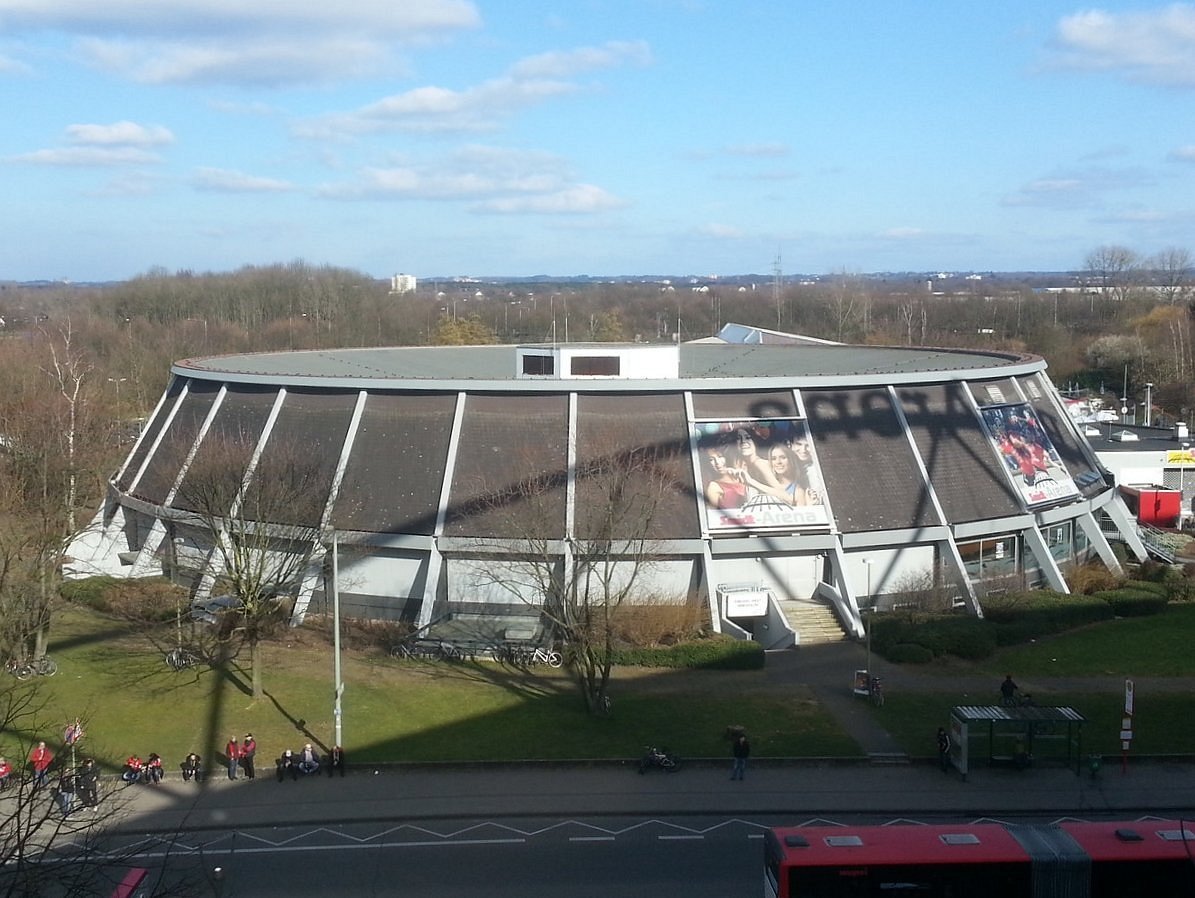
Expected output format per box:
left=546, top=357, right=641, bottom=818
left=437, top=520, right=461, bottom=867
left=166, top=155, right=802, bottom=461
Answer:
left=107, top=757, right=1195, bottom=835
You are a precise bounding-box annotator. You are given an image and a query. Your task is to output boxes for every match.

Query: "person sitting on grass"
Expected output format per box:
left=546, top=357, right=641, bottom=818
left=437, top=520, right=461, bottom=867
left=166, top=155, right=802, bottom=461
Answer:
left=181, top=753, right=202, bottom=783
left=145, top=753, right=164, bottom=784
left=298, top=743, right=320, bottom=775
left=276, top=750, right=297, bottom=782
left=121, top=755, right=144, bottom=784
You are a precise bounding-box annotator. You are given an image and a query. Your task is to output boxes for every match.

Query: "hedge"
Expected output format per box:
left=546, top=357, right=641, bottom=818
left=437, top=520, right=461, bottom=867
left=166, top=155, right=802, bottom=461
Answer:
left=1095, top=586, right=1170, bottom=618
left=610, top=636, right=765, bottom=670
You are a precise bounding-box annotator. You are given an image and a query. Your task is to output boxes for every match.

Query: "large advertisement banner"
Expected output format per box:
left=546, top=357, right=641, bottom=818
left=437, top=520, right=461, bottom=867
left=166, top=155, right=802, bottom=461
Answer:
left=693, top=419, right=830, bottom=531
left=980, top=403, right=1079, bottom=507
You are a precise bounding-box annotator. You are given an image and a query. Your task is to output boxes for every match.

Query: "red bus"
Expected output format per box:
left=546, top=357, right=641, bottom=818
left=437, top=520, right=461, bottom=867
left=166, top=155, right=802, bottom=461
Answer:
left=764, top=819, right=1195, bottom=897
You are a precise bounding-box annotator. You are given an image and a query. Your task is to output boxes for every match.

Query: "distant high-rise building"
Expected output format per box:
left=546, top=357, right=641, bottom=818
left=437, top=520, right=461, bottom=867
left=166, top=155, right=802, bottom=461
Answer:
left=390, top=273, right=417, bottom=294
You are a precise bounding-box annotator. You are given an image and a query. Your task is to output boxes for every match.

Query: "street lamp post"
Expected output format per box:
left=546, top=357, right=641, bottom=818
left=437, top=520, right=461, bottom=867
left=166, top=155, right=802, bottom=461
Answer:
left=1145, top=383, right=1153, bottom=427
left=862, top=559, right=873, bottom=687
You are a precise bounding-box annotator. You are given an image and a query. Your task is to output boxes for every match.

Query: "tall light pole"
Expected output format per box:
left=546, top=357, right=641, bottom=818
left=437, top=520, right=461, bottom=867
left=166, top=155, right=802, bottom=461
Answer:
left=331, top=535, right=343, bottom=751
left=862, top=558, right=873, bottom=683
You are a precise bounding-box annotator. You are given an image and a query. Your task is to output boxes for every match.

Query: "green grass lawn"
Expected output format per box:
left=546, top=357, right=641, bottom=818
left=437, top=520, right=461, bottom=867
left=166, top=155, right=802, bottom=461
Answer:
left=2, top=605, right=856, bottom=773
left=6, top=601, right=1195, bottom=773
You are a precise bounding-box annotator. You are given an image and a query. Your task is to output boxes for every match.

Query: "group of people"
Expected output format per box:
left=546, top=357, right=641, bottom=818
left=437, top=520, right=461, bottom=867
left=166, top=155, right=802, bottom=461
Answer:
left=698, top=422, right=824, bottom=512
left=275, top=742, right=339, bottom=780
left=121, top=752, right=165, bottom=784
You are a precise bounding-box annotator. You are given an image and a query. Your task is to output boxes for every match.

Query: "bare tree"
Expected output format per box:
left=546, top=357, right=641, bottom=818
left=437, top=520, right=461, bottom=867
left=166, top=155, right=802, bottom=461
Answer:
left=1084, top=245, right=1140, bottom=304
left=1149, top=246, right=1194, bottom=306
left=468, top=432, right=684, bottom=714
left=0, top=685, right=147, bottom=898
left=173, top=434, right=329, bottom=699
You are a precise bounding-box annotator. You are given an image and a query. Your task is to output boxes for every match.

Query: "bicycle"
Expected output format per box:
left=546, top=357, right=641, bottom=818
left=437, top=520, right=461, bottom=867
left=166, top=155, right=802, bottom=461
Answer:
left=165, top=647, right=203, bottom=671
left=6, top=656, right=57, bottom=679
left=531, top=647, right=563, bottom=668
left=869, top=675, right=884, bottom=707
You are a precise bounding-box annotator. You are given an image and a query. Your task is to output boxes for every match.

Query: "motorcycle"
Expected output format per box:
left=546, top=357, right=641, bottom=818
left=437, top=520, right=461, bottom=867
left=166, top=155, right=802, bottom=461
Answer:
left=638, top=745, right=680, bottom=774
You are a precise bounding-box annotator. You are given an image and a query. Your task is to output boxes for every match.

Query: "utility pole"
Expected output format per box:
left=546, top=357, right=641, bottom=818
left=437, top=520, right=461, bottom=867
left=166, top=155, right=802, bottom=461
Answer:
left=773, top=251, right=783, bottom=328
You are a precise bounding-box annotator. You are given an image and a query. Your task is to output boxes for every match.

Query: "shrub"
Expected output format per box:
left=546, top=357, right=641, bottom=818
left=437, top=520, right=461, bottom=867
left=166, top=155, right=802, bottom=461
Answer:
left=1067, top=562, right=1122, bottom=595
left=611, top=635, right=764, bottom=670
left=60, top=576, right=183, bottom=622
left=885, top=643, right=934, bottom=664
left=1095, top=586, right=1169, bottom=618
left=59, top=576, right=120, bottom=612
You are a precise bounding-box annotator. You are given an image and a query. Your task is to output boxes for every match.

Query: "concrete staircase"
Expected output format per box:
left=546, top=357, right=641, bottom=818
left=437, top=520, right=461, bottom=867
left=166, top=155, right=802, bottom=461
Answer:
left=781, top=601, right=847, bottom=646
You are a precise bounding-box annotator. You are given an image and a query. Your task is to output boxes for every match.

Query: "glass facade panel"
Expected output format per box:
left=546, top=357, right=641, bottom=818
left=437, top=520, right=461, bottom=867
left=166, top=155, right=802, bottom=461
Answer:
left=171, top=384, right=281, bottom=514
left=803, top=388, right=940, bottom=532
left=131, top=379, right=223, bottom=505
left=1024, top=374, right=1106, bottom=497
left=117, top=376, right=186, bottom=492
left=575, top=394, right=698, bottom=540
left=334, top=392, right=456, bottom=535
left=445, top=394, right=569, bottom=538
left=263, top=389, right=357, bottom=527
left=691, top=391, right=797, bottom=420
left=898, top=383, right=1022, bottom=523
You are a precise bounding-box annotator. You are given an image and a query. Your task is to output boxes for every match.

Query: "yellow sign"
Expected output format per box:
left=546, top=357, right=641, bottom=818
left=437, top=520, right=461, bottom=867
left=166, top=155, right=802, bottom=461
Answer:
left=1167, top=450, right=1195, bottom=465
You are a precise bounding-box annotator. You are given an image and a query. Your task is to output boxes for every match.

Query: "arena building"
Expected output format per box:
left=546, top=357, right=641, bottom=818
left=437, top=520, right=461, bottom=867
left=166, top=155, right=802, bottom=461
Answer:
left=68, top=326, right=1147, bottom=648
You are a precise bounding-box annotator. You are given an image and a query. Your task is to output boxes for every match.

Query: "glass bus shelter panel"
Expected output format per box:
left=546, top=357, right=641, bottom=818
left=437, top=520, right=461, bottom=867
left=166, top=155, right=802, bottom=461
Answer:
left=575, top=393, right=699, bottom=540
left=116, top=376, right=186, bottom=493
left=804, top=388, right=941, bottom=533
left=444, top=393, right=569, bottom=539
left=898, top=382, right=1022, bottom=524
left=333, top=392, right=456, bottom=535
left=263, top=389, right=358, bottom=528
left=1024, top=374, right=1106, bottom=499
left=170, top=384, right=281, bottom=514
left=690, top=390, right=798, bottom=421
left=130, top=379, right=223, bottom=505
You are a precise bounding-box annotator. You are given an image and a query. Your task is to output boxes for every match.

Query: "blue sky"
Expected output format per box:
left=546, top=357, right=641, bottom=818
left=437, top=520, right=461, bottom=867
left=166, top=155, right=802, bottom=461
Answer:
left=2, top=1, right=1194, bottom=281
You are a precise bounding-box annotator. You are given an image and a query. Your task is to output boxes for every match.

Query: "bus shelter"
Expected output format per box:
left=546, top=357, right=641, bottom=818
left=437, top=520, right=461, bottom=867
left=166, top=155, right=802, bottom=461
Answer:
left=949, top=705, right=1086, bottom=779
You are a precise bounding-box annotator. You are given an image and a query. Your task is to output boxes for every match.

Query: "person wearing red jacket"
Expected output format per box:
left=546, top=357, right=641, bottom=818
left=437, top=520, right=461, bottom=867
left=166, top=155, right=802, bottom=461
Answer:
left=146, top=753, right=164, bottom=784
left=240, top=734, right=257, bottom=780
left=29, top=741, right=54, bottom=790
left=225, top=737, right=241, bottom=781
left=121, top=755, right=144, bottom=784
left=0, top=756, right=12, bottom=791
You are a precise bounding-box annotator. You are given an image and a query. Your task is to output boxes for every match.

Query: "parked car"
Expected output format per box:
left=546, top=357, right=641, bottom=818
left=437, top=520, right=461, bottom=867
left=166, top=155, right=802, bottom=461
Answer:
left=189, top=595, right=242, bottom=625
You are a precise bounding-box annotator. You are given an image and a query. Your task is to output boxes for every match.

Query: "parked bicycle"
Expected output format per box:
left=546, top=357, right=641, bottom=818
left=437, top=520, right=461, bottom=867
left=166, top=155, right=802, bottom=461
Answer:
left=165, top=647, right=203, bottom=671
left=495, top=643, right=563, bottom=668
left=638, top=745, right=680, bottom=774
left=869, top=675, right=884, bottom=707
left=5, top=656, right=58, bottom=680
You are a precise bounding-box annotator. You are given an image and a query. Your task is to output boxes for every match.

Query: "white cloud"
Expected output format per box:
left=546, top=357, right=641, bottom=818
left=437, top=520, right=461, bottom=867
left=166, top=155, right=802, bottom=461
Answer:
left=67, top=121, right=174, bottom=147
left=318, top=143, right=625, bottom=214
left=694, top=223, right=745, bottom=239
left=477, top=184, right=626, bottom=214
left=7, top=146, right=160, bottom=166
left=4, top=0, right=481, bottom=86
left=0, top=0, right=480, bottom=36
left=880, top=227, right=925, bottom=240
left=1048, top=5, right=1195, bottom=88
left=507, top=40, right=651, bottom=79
left=298, top=41, right=651, bottom=137
left=192, top=167, right=294, bottom=192
left=1169, top=144, right=1195, bottom=162
left=724, top=142, right=789, bottom=158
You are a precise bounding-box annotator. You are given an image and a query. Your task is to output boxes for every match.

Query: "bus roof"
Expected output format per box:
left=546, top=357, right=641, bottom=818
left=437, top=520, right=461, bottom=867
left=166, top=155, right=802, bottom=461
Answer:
left=1058, top=820, right=1195, bottom=862
left=769, top=824, right=1032, bottom=867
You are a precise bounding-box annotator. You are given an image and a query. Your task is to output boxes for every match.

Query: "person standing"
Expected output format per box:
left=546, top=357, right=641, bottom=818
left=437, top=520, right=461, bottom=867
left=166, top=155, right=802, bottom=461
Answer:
left=225, top=736, right=241, bottom=781
left=730, top=733, right=750, bottom=781
left=1000, top=675, right=1019, bottom=707
left=936, top=727, right=952, bottom=773
left=29, top=741, right=54, bottom=791
left=54, top=769, right=75, bottom=816
left=0, top=756, right=12, bottom=791
left=241, top=734, right=257, bottom=780
left=326, top=745, right=345, bottom=778
left=77, top=758, right=100, bottom=808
